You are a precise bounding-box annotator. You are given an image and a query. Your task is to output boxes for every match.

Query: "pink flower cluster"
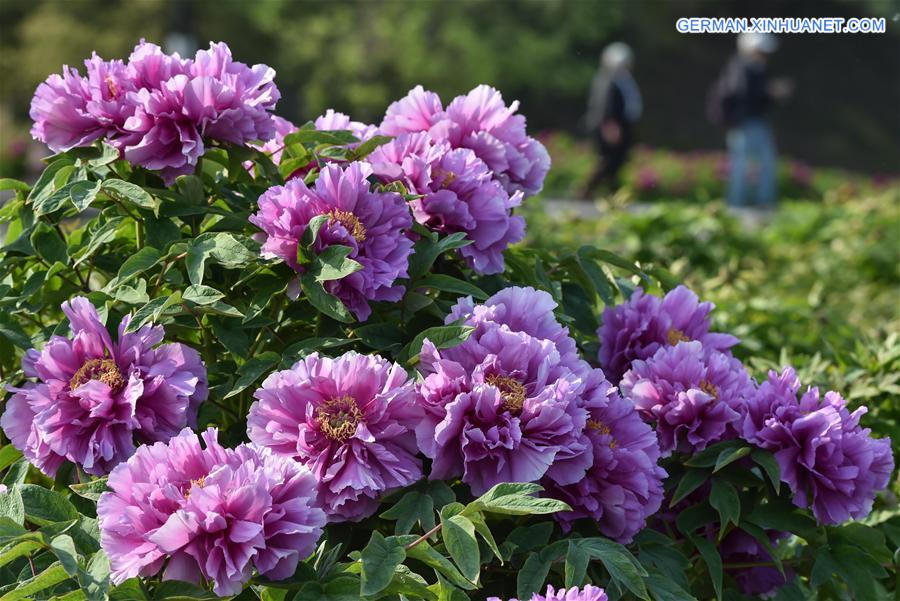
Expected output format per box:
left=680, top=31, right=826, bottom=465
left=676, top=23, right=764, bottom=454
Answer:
left=98, top=428, right=325, bottom=595
left=30, top=40, right=280, bottom=183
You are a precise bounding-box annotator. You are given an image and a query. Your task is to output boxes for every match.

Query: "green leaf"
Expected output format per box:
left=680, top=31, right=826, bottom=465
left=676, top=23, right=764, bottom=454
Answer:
left=687, top=534, right=722, bottom=601
left=102, top=179, right=159, bottom=215
left=0, top=561, right=70, bottom=601
left=182, top=285, right=226, bottom=306
left=413, top=274, right=489, bottom=300
left=224, top=352, right=281, bottom=399
left=709, top=479, right=740, bottom=537
left=30, top=223, right=69, bottom=265
left=380, top=491, right=434, bottom=535
left=19, top=484, right=79, bottom=526
left=0, top=178, right=29, bottom=192
left=684, top=440, right=743, bottom=468
left=114, top=247, right=163, bottom=286
left=0, top=540, right=43, bottom=568
left=582, top=538, right=650, bottom=600
left=297, top=215, right=330, bottom=264
left=468, top=512, right=501, bottom=562
left=644, top=571, right=699, bottom=601
left=350, top=134, right=393, bottom=159
left=284, top=129, right=358, bottom=147
left=300, top=274, right=354, bottom=323
left=49, top=534, right=79, bottom=576
left=72, top=217, right=124, bottom=267
left=186, top=232, right=257, bottom=286
left=0, top=488, right=24, bottom=526
left=124, top=292, right=182, bottom=333
left=28, top=159, right=74, bottom=207
left=360, top=532, right=406, bottom=596
left=70, top=180, right=102, bottom=212
left=407, top=231, right=472, bottom=279
left=0, top=314, right=32, bottom=350
left=517, top=552, right=551, bottom=599
left=69, top=478, right=109, bottom=502
left=712, top=445, right=751, bottom=472
left=34, top=181, right=79, bottom=216
left=2, top=459, right=29, bottom=488
left=309, top=245, right=363, bottom=282
left=406, top=325, right=475, bottom=363
left=402, top=538, right=476, bottom=591
left=751, top=449, right=781, bottom=493
left=0, top=447, right=23, bottom=473
left=564, top=540, right=589, bottom=588
left=670, top=469, right=708, bottom=507
left=442, top=515, right=480, bottom=582
left=353, top=323, right=405, bottom=351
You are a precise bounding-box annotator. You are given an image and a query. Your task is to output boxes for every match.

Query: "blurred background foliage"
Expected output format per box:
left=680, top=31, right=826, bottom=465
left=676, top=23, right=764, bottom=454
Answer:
left=1, top=0, right=899, bottom=174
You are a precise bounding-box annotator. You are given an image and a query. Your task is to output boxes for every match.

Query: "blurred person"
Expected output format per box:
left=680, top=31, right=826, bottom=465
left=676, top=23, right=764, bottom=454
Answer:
left=709, top=33, right=793, bottom=208
left=582, top=42, right=642, bottom=198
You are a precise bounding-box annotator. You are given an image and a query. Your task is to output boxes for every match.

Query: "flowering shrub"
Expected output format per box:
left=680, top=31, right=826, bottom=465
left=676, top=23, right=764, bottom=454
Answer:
left=0, top=41, right=895, bottom=601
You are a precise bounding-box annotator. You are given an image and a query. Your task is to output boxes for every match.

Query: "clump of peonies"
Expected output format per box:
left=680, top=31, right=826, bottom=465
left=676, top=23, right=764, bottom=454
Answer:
left=417, top=286, right=665, bottom=545
left=488, top=585, right=608, bottom=601
left=1, top=297, right=207, bottom=476
left=620, top=340, right=753, bottom=456
left=542, top=370, right=666, bottom=543
left=249, top=161, right=413, bottom=320
left=30, top=40, right=279, bottom=183
left=739, top=368, right=894, bottom=524
left=597, top=285, right=739, bottom=384
left=381, top=85, right=551, bottom=197
left=720, top=529, right=795, bottom=597
left=98, top=428, right=325, bottom=596
left=247, top=351, right=422, bottom=522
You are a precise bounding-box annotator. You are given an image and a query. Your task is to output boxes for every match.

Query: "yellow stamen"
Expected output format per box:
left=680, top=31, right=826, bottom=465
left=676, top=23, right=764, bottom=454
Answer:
left=328, top=209, right=366, bottom=243
left=316, top=396, right=364, bottom=441
left=70, top=359, right=126, bottom=392
left=588, top=419, right=617, bottom=448
left=699, top=379, right=719, bottom=399
left=667, top=328, right=690, bottom=346
left=486, top=374, right=527, bottom=415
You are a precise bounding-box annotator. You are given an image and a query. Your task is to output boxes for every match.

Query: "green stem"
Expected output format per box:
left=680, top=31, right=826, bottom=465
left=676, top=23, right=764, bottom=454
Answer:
left=135, top=219, right=144, bottom=250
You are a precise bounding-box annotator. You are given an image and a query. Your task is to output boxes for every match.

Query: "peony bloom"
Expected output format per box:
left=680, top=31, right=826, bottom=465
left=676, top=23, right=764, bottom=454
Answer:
left=445, top=286, right=584, bottom=375
left=742, top=368, right=894, bottom=524
left=314, top=109, right=379, bottom=143
left=379, top=85, right=550, bottom=197
left=542, top=370, right=666, bottom=543
left=597, top=285, right=740, bottom=384
left=248, top=161, right=414, bottom=321
left=416, top=322, right=590, bottom=495
left=1, top=297, right=207, bottom=476
left=98, top=428, right=325, bottom=596
left=619, top=341, right=752, bottom=456
left=720, top=529, right=794, bottom=598
left=30, top=40, right=280, bottom=184
left=488, top=584, right=608, bottom=601
left=370, top=132, right=524, bottom=274
left=247, top=351, right=422, bottom=522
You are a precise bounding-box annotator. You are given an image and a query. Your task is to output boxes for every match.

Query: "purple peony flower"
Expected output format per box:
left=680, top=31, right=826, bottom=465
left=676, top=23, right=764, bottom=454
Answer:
left=247, top=351, right=422, bottom=522
left=314, top=109, right=379, bottom=142
left=1, top=297, right=207, bottom=476
left=542, top=369, right=666, bottom=543
left=445, top=286, right=584, bottom=375
left=598, top=285, right=740, bottom=384
left=488, top=584, right=608, bottom=601
left=620, top=341, right=752, bottom=456
left=30, top=40, right=280, bottom=184
left=370, top=132, right=525, bottom=274
left=248, top=161, right=414, bottom=321
left=416, top=322, right=590, bottom=495
left=98, top=428, right=325, bottom=596
left=720, top=529, right=794, bottom=598
left=742, top=368, right=894, bottom=524
left=380, top=85, right=550, bottom=197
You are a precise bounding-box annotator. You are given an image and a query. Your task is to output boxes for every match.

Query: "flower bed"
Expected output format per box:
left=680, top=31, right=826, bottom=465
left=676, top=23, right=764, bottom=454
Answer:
left=0, top=41, right=895, bottom=600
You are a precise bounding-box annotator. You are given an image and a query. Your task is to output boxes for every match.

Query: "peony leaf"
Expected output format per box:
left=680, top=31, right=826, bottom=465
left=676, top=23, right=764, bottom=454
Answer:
left=359, top=531, right=406, bottom=596
left=441, top=514, right=480, bottom=582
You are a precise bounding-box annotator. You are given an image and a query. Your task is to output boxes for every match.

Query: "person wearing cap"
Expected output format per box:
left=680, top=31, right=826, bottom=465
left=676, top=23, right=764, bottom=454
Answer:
left=582, top=42, right=643, bottom=198
left=715, top=32, right=793, bottom=208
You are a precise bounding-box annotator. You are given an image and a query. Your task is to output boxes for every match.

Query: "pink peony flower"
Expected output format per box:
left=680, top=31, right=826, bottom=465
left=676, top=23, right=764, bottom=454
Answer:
left=247, top=351, right=423, bottom=522
left=98, top=428, right=325, bottom=595
left=1, top=297, right=207, bottom=476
